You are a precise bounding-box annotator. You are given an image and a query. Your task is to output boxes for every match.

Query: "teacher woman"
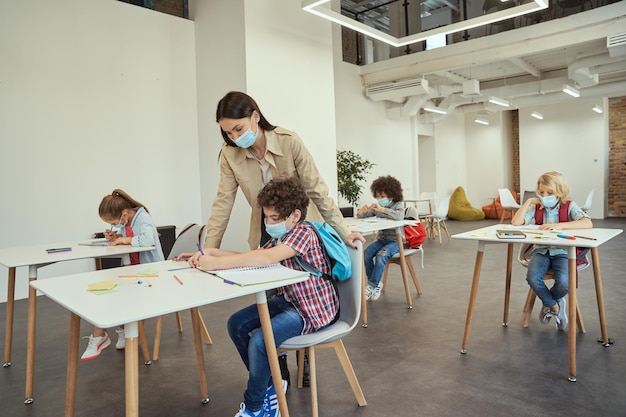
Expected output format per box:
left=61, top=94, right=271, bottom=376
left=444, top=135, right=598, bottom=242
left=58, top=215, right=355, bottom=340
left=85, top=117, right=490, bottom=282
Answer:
left=204, top=91, right=364, bottom=251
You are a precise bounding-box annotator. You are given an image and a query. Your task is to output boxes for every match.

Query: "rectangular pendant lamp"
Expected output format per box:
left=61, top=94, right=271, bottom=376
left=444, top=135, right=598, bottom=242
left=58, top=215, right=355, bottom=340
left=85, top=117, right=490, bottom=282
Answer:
left=562, top=84, right=580, bottom=98
left=531, top=111, right=544, bottom=120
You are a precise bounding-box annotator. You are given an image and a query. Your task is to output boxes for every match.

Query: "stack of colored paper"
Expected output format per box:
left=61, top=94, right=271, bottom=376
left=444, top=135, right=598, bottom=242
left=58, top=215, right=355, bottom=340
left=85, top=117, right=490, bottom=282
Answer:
left=87, top=280, right=119, bottom=294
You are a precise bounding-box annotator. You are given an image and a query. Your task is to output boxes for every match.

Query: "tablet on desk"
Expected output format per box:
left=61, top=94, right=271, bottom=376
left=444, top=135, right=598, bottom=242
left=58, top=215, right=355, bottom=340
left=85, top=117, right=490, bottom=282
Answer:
left=496, top=229, right=526, bottom=239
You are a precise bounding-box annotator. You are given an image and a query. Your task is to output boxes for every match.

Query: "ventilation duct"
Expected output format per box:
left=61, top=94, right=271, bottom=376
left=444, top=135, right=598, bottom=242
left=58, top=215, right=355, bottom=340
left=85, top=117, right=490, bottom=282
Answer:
left=365, top=78, right=430, bottom=102
left=608, top=33, right=626, bottom=58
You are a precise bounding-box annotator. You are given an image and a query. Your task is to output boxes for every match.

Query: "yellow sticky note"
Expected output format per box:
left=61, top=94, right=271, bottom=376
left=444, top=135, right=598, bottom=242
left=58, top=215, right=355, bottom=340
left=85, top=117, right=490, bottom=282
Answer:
left=87, top=280, right=119, bottom=292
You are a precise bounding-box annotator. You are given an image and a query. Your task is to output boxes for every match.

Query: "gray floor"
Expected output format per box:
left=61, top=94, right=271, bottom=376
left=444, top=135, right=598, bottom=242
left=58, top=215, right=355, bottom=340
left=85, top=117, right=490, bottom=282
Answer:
left=2, top=218, right=625, bottom=417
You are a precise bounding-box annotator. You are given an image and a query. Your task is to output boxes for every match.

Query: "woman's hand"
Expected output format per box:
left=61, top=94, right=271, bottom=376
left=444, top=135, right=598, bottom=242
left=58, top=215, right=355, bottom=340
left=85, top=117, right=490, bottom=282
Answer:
left=344, top=232, right=366, bottom=248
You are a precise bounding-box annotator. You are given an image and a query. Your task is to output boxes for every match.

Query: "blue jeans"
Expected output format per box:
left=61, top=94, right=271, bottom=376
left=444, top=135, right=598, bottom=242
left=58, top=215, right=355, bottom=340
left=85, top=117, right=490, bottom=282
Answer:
left=364, top=239, right=399, bottom=287
left=227, top=295, right=304, bottom=412
left=526, top=251, right=569, bottom=308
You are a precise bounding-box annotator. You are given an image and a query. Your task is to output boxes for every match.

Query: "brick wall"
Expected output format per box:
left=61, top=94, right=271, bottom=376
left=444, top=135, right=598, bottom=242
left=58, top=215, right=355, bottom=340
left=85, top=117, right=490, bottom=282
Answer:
left=511, top=110, right=520, bottom=197
left=608, top=97, right=626, bottom=217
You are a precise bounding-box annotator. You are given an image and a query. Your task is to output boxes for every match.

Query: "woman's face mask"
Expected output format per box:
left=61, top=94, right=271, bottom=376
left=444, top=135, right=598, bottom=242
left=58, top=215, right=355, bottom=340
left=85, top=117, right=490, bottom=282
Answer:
left=233, top=116, right=259, bottom=149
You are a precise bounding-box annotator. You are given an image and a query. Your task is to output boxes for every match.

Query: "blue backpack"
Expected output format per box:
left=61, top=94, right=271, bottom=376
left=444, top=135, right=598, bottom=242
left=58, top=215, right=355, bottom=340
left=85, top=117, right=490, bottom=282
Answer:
left=296, top=221, right=352, bottom=281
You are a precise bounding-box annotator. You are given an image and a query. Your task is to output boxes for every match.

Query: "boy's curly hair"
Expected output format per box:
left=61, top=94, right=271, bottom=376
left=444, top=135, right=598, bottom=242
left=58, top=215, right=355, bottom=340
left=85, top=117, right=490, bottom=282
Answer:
left=370, top=175, right=403, bottom=202
left=257, top=177, right=309, bottom=220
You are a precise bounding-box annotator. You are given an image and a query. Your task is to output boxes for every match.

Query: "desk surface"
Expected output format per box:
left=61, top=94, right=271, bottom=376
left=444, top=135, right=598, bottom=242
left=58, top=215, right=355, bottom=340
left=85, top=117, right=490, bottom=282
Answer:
left=452, top=224, right=622, bottom=247
left=0, top=240, right=154, bottom=268
left=30, top=260, right=307, bottom=329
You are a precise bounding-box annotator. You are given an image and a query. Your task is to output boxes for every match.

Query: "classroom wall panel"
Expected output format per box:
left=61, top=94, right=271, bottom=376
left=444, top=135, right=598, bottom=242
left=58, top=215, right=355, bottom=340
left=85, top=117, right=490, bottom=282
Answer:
left=0, top=0, right=201, bottom=302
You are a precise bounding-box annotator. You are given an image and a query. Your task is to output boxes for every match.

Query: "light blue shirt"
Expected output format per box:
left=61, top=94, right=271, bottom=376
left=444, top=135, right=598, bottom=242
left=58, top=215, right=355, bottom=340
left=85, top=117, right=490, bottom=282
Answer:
left=523, top=201, right=589, bottom=256
left=122, top=206, right=165, bottom=264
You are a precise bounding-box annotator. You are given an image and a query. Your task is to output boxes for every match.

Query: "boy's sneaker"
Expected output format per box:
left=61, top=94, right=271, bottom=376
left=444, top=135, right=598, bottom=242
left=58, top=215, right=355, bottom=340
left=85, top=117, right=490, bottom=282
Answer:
left=81, top=333, right=111, bottom=361
left=115, top=328, right=125, bottom=350
left=233, top=402, right=263, bottom=417
left=365, top=284, right=375, bottom=301
left=555, top=298, right=568, bottom=331
left=538, top=306, right=553, bottom=325
left=264, top=380, right=288, bottom=417
left=370, top=283, right=383, bottom=301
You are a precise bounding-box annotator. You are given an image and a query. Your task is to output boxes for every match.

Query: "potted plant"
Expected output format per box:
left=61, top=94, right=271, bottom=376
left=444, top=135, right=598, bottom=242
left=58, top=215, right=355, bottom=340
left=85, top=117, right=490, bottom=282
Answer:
left=336, top=149, right=375, bottom=216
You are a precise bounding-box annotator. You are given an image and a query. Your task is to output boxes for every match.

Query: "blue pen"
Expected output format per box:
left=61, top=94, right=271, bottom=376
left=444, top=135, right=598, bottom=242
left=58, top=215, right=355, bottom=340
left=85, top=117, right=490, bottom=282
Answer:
left=223, top=279, right=236, bottom=285
left=167, top=266, right=193, bottom=271
left=197, top=243, right=205, bottom=255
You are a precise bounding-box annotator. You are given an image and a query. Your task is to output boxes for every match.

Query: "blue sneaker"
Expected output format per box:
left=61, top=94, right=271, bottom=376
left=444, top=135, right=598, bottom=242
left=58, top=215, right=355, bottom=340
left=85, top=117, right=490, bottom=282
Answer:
left=233, top=402, right=263, bottom=417
left=264, top=380, right=288, bottom=417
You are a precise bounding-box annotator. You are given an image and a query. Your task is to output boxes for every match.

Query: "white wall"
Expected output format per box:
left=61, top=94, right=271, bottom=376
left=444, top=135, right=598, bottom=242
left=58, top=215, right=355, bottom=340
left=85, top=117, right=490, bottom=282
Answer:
left=0, top=0, right=201, bottom=302
left=519, top=98, right=607, bottom=219
left=192, top=0, right=342, bottom=252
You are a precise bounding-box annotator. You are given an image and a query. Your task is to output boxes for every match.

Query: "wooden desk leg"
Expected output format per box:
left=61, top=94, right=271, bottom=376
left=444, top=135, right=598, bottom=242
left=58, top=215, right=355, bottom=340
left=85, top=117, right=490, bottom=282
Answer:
left=125, top=322, right=140, bottom=417
left=190, top=307, right=209, bottom=404
left=461, top=242, right=485, bottom=354
left=360, top=257, right=368, bottom=328
left=65, top=313, right=80, bottom=417
left=3, top=267, right=16, bottom=367
left=502, top=244, right=513, bottom=327
left=25, top=266, right=38, bottom=404
left=396, top=227, right=412, bottom=309
left=567, top=249, right=577, bottom=382
left=256, top=292, right=290, bottom=417
left=590, top=247, right=610, bottom=346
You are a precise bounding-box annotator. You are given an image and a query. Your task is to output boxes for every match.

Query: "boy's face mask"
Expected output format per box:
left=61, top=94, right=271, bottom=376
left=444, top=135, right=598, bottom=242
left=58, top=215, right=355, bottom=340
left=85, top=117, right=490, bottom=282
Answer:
left=538, top=194, right=558, bottom=208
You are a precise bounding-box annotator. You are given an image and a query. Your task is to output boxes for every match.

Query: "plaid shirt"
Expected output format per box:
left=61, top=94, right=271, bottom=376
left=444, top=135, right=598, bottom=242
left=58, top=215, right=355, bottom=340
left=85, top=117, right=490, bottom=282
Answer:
left=263, top=222, right=338, bottom=334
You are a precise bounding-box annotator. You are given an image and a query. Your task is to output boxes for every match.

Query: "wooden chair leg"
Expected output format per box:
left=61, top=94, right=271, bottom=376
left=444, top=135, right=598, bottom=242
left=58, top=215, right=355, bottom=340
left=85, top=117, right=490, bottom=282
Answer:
left=198, top=313, right=213, bottom=345
left=175, top=311, right=183, bottom=332
left=332, top=340, right=367, bottom=406
left=138, top=320, right=151, bottom=365
left=152, top=316, right=163, bottom=361
left=406, top=258, right=422, bottom=295
left=441, top=220, right=451, bottom=242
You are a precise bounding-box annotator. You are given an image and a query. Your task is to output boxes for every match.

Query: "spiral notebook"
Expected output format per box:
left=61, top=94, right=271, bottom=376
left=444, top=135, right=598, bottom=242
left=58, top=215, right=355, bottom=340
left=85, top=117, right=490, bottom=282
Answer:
left=202, top=263, right=308, bottom=286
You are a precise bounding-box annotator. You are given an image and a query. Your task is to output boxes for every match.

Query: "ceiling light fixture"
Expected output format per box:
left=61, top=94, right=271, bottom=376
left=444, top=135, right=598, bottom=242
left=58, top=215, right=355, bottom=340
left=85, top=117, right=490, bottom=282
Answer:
left=488, top=96, right=510, bottom=107
left=474, top=116, right=490, bottom=125
left=423, top=105, right=448, bottom=115
left=562, top=84, right=580, bottom=98
left=592, top=104, right=603, bottom=114
left=531, top=111, right=544, bottom=120
left=302, top=0, right=548, bottom=48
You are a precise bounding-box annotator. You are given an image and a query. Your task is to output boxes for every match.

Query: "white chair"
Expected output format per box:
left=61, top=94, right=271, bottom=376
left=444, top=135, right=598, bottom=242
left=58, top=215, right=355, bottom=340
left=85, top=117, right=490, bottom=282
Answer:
left=517, top=243, right=589, bottom=331
left=581, top=189, right=595, bottom=213
left=279, top=241, right=367, bottom=417
left=430, top=195, right=452, bottom=244
left=498, top=188, right=520, bottom=223
left=152, top=224, right=212, bottom=361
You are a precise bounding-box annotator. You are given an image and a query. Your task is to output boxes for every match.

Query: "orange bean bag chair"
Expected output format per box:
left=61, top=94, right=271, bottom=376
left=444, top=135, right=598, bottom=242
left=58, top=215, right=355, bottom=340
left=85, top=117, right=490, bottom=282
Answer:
left=482, top=190, right=516, bottom=220
left=448, top=186, right=486, bottom=221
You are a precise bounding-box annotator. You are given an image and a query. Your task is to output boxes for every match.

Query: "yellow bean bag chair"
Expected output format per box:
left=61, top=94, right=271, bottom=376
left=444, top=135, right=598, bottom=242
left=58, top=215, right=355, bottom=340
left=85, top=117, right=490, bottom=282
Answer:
left=448, top=186, right=486, bottom=221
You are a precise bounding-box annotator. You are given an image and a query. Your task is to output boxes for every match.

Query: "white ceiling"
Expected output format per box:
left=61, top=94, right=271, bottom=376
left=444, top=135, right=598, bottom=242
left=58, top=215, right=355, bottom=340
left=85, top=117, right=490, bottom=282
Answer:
left=352, top=1, right=626, bottom=120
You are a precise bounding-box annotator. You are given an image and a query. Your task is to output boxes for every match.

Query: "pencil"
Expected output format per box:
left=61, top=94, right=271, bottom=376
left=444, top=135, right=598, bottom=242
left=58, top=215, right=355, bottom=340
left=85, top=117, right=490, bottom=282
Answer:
left=522, top=231, right=542, bottom=235
left=173, top=275, right=184, bottom=285
left=574, top=235, right=597, bottom=241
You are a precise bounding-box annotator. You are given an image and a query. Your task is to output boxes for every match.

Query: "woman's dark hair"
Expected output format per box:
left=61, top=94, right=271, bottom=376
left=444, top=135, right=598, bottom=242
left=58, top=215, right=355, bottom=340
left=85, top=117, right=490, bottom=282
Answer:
left=370, top=175, right=404, bottom=202
left=257, top=177, right=309, bottom=220
left=98, top=189, right=148, bottom=219
left=216, top=91, right=277, bottom=147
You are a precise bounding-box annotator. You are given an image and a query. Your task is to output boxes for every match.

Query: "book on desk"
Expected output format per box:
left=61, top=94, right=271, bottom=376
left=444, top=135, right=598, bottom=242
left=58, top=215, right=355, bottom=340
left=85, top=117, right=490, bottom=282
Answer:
left=496, top=229, right=527, bottom=239
left=201, top=263, right=308, bottom=286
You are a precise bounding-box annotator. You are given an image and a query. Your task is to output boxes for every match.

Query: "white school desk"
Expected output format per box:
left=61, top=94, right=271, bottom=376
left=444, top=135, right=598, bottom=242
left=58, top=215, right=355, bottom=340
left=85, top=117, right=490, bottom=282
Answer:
left=345, top=217, right=418, bottom=327
left=30, top=260, right=307, bottom=417
left=452, top=225, right=622, bottom=381
left=0, top=240, right=153, bottom=403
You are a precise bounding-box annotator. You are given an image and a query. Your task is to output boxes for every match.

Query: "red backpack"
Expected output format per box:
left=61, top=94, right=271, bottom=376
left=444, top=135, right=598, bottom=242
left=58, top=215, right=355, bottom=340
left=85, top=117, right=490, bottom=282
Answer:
left=403, top=206, right=427, bottom=249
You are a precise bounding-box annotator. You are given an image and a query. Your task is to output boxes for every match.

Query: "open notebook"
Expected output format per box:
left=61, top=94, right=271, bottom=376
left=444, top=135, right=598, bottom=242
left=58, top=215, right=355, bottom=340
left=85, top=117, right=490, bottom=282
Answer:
left=202, top=263, right=309, bottom=286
